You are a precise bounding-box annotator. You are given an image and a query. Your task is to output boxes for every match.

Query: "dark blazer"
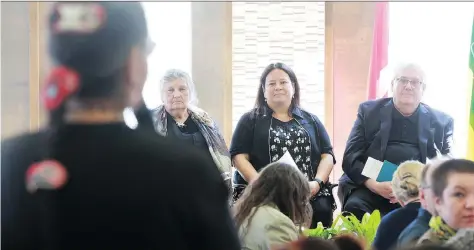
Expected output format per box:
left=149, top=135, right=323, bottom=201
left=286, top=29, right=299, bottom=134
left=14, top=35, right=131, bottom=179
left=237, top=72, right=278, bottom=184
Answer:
left=372, top=202, right=421, bottom=250
left=339, top=98, right=454, bottom=205
left=397, top=208, right=432, bottom=247
left=230, top=107, right=336, bottom=185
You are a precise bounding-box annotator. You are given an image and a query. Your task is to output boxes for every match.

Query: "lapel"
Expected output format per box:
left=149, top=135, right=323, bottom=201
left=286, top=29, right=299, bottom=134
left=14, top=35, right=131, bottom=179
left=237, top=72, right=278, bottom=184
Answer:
left=418, top=104, right=432, bottom=162
left=379, top=101, right=393, bottom=159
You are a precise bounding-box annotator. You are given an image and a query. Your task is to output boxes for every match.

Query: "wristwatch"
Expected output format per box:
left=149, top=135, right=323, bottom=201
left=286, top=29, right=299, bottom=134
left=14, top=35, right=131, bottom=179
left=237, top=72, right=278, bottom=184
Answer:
left=314, top=177, right=324, bottom=189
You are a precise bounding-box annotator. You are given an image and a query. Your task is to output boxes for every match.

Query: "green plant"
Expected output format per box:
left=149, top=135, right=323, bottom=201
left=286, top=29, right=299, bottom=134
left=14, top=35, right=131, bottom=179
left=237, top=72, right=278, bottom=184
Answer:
left=303, top=210, right=382, bottom=247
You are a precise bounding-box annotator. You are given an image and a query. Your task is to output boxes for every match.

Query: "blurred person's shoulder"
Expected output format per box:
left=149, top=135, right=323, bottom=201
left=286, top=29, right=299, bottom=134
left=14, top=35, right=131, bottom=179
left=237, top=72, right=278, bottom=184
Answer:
left=2, top=126, right=223, bottom=184
left=124, top=127, right=225, bottom=184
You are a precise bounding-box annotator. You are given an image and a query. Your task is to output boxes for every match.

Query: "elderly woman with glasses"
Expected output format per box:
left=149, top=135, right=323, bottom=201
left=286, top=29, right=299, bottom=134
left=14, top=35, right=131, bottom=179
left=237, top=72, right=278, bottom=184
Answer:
left=151, top=69, right=232, bottom=185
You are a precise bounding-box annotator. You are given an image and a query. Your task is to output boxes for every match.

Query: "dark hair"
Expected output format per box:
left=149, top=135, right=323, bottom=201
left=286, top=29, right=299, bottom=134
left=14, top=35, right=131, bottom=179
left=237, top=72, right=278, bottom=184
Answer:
left=254, top=62, right=301, bottom=116
left=274, top=235, right=364, bottom=250
left=234, top=162, right=311, bottom=232
left=431, top=159, right=474, bottom=198
left=332, top=235, right=365, bottom=250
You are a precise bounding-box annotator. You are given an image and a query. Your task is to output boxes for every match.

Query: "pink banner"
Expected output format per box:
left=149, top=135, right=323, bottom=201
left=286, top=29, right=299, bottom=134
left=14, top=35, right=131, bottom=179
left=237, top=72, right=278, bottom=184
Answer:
left=367, top=2, right=389, bottom=100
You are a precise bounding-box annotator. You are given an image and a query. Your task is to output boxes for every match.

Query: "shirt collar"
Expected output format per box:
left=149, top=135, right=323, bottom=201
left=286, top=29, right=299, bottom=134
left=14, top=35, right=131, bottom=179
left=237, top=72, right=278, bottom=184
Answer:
left=392, top=105, right=419, bottom=123
left=263, top=105, right=304, bottom=119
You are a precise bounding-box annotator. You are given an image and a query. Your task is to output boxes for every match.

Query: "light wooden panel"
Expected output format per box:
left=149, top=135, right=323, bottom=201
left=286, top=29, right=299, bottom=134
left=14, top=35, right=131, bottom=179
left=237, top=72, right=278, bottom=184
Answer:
left=231, top=2, right=326, bottom=130
left=1, top=2, right=31, bottom=139
left=191, top=2, right=233, bottom=144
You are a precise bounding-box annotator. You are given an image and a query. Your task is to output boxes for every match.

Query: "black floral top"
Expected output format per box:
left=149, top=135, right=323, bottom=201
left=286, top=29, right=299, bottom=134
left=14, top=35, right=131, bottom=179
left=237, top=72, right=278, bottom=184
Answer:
left=269, top=118, right=312, bottom=179
left=269, top=118, right=332, bottom=198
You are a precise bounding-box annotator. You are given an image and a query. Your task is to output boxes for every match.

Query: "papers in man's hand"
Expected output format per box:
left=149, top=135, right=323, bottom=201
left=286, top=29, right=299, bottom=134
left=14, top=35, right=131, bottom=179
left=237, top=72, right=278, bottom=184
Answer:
left=361, top=157, right=383, bottom=180
left=276, top=151, right=299, bottom=170
left=361, top=157, right=399, bottom=182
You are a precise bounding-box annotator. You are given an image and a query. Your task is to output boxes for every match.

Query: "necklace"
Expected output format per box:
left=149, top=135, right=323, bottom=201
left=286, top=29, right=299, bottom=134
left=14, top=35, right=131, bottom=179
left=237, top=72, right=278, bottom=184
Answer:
left=176, top=121, right=186, bottom=128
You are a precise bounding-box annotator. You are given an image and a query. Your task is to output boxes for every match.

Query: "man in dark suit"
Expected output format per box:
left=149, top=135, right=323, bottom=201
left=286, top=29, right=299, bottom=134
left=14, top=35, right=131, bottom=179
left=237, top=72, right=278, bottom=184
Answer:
left=338, top=63, right=454, bottom=220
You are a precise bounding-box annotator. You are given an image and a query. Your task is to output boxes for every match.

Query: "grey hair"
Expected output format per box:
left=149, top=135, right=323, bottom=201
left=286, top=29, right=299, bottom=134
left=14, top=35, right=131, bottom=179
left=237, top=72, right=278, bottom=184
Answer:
left=160, top=69, right=199, bottom=106
left=392, top=62, right=427, bottom=85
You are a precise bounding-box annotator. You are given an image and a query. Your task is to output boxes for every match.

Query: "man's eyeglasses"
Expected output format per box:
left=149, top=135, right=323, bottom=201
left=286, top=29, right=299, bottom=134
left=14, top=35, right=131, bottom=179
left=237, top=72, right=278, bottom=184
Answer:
left=396, top=77, right=423, bottom=88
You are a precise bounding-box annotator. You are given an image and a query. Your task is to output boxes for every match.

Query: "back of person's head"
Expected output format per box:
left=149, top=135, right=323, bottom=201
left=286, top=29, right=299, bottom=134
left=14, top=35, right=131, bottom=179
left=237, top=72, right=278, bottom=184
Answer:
left=45, top=2, right=151, bottom=127
left=392, top=160, right=424, bottom=205
left=29, top=2, right=151, bottom=187
left=332, top=234, right=365, bottom=250
left=274, top=237, right=338, bottom=250
left=274, top=235, right=364, bottom=250
left=234, top=162, right=311, bottom=229
left=25, top=3, right=150, bottom=248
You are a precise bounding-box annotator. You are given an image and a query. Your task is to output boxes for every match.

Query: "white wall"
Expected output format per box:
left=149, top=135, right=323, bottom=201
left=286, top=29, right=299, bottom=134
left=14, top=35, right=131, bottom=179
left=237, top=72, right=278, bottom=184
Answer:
left=125, top=2, right=192, bottom=128
left=142, top=2, right=192, bottom=109
left=389, top=2, right=474, bottom=157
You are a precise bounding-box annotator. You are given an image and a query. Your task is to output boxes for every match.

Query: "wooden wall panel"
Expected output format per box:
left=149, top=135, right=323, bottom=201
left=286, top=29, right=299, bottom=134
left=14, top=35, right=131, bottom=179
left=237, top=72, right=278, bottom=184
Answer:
left=1, top=2, right=31, bottom=139
left=1, top=2, right=50, bottom=139
left=191, top=2, right=233, bottom=144
left=327, top=2, right=376, bottom=181
left=231, top=2, right=326, bottom=130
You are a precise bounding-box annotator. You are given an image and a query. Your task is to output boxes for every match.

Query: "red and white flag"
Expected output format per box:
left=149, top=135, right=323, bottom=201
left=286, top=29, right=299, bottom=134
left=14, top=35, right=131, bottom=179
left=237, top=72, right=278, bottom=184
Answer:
left=367, top=2, right=390, bottom=100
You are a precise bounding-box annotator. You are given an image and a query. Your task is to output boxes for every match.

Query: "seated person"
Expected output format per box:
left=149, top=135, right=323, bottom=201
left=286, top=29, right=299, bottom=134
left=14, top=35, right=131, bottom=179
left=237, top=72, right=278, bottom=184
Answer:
left=398, top=158, right=449, bottom=246
left=418, top=159, right=474, bottom=245
left=233, top=162, right=312, bottom=250
left=373, top=160, right=424, bottom=250
left=338, top=62, right=454, bottom=220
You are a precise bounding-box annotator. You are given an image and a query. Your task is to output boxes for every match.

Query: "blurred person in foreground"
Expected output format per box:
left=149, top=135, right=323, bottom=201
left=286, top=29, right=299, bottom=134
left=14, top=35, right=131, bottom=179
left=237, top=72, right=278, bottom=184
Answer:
left=1, top=2, right=240, bottom=250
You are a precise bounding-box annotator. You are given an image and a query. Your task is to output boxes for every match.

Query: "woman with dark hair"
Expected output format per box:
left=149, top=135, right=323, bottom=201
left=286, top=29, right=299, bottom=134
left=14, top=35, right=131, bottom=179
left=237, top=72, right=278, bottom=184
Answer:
left=417, top=159, right=474, bottom=245
left=234, top=162, right=312, bottom=249
left=1, top=2, right=240, bottom=250
left=230, top=62, right=336, bottom=227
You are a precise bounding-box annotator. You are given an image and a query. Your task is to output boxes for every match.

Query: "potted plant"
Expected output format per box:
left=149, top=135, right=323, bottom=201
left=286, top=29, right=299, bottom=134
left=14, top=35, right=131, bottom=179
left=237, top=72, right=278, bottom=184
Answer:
left=303, top=210, right=381, bottom=247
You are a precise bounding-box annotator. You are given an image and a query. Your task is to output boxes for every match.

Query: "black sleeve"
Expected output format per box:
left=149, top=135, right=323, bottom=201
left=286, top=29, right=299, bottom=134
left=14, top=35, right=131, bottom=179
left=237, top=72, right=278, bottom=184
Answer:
left=312, top=114, right=336, bottom=164
left=341, top=104, right=369, bottom=185
left=229, top=112, right=254, bottom=158
left=441, top=117, right=454, bottom=155
left=1, top=137, right=41, bottom=250
left=178, top=152, right=241, bottom=250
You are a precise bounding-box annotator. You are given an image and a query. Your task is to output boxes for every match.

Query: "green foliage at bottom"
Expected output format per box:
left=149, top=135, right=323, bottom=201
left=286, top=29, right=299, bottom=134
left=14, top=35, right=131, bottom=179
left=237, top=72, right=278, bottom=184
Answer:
left=303, top=210, right=381, bottom=248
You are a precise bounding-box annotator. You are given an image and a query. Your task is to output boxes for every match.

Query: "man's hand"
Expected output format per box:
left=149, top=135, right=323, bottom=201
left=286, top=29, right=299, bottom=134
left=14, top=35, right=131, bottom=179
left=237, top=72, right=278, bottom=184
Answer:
left=365, top=179, right=394, bottom=201
left=309, top=181, right=321, bottom=196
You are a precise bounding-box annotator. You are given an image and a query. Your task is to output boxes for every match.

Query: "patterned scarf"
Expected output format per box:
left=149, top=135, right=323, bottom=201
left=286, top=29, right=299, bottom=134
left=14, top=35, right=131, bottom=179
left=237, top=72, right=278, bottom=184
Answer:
left=151, top=105, right=232, bottom=180
left=428, top=216, right=457, bottom=242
